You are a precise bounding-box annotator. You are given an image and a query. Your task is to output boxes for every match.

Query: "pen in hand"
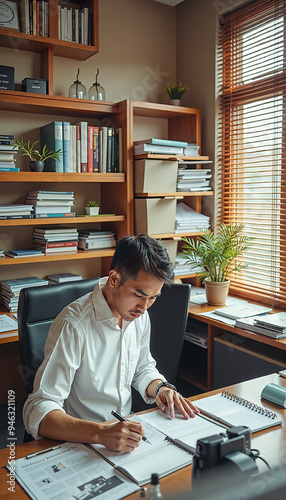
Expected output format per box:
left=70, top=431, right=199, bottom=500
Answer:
left=111, top=410, right=152, bottom=445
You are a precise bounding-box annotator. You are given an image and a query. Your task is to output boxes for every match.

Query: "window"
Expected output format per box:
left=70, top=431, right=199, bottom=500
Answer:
left=217, top=0, right=286, bottom=307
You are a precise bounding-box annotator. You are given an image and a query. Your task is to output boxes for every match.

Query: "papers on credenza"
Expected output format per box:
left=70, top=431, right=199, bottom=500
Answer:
left=185, top=321, right=208, bottom=348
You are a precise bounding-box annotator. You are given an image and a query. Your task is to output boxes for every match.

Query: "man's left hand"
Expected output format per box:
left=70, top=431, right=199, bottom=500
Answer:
left=155, top=387, right=200, bottom=419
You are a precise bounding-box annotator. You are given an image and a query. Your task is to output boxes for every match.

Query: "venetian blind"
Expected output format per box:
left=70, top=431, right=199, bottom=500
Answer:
left=216, top=0, right=286, bottom=307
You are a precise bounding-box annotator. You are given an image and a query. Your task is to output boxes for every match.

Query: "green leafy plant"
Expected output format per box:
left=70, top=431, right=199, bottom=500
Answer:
left=86, top=200, right=99, bottom=207
left=180, top=222, right=254, bottom=283
left=164, top=83, right=189, bottom=100
left=14, top=137, right=62, bottom=163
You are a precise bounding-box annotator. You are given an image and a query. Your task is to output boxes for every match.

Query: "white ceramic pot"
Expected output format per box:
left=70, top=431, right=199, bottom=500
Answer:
left=85, top=206, right=99, bottom=216
left=170, top=99, right=180, bottom=106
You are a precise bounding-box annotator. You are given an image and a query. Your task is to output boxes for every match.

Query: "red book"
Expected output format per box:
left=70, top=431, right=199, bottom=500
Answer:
left=87, top=126, right=94, bottom=173
left=33, top=240, right=78, bottom=248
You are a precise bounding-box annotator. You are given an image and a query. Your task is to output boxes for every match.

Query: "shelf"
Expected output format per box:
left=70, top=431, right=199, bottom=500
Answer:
left=132, top=101, right=201, bottom=119
left=0, top=29, right=97, bottom=60
left=0, top=91, right=118, bottom=118
left=135, top=191, right=213, bottom=198
left=0, top=172, right=125, bottom=183
left=0, top=248, right=116, bottom=266
left=149, top=232, right=203, bottom=239
left=0, top=215, right=125, bottom=227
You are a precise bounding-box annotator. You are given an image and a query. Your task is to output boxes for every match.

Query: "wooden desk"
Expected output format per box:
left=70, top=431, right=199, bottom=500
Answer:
left=182, top=301, right=286, bottom=391
left=0, top=373, right=285, bottom=499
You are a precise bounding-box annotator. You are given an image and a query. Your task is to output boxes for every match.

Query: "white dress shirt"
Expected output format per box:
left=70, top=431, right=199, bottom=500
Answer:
left=23, top=277, right=165, bottom=439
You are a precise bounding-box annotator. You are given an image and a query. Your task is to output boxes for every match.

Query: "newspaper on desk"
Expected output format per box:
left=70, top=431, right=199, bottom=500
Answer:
left=7, top=442, right=139, bottom=500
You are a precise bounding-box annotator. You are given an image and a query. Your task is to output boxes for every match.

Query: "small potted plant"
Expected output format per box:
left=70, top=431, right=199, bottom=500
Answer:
left=180, top=222, right=254, bottom=305
left=85, top=200, right=100, bottom=216
left=14, top=137, right=62, bottom=172
left=164, top=83, right=189, bottom=105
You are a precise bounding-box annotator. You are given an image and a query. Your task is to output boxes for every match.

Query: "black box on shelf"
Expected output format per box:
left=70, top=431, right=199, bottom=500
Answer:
left=22, top=78, right=47, bottom=94
left=0, top=65, right=14, bottom=90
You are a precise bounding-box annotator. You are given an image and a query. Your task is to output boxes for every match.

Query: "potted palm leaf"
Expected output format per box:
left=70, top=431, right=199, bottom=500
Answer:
left=14, top=137, right=62, bottom=172
left=180, top=222, right=254, bottom=305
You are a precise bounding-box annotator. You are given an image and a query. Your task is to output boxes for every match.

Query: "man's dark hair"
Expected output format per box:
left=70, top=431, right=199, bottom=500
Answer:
left=110, top=234, right=174, bottom=285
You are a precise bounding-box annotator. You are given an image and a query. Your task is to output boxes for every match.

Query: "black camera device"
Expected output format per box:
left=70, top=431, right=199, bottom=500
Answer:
left=192, top=425, right=258, bottom=480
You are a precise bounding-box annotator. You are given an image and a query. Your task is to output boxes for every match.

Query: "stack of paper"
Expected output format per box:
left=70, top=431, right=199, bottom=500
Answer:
left=177, top=167, right=212, bottom=192
left=175, top=202, right=210, bottom=233
left=174, top=253, right=203, bottom=276
left=185, top=328, right=208, bottom=348
left=0, top=204, right=34, bottom=220
left=78, top=230, right=116, bottom=250
left=47, top=273, right=83, bottom=284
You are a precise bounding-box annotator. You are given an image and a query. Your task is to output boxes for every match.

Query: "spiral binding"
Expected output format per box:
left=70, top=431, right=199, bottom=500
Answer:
left=221, top=390, right=278, bottom=419
left=164, top=435, right=194, bottom=454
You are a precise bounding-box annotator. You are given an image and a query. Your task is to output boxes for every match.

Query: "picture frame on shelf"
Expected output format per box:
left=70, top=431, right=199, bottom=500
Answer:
left=0, top=0, right=20, bottom=31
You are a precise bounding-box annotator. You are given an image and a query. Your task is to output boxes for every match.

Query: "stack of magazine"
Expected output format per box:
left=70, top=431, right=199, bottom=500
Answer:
left=236, top=312, right=286, bottom=339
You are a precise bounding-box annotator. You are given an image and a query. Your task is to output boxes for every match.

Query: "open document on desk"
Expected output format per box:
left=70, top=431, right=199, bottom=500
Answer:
left=8, top=442, right=140, bottom=500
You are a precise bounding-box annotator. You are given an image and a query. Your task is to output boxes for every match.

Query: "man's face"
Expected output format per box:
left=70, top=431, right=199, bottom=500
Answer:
left=111, top=269, right=163, bottom=322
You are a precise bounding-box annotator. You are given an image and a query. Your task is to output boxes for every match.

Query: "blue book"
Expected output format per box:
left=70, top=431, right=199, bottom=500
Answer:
left=40, top=121, right=64, bottom=172
left=134, top=138, right=188, bottom=148
left=1, top=276, right=49, bottom=290
left=8, top=249, right=43, bottom=256
left=0, top=167, right=20, bottom=172
left=62, top=122, right=71, bottom=172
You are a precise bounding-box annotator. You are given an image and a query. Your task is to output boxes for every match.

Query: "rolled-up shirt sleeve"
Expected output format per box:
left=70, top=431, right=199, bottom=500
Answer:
left=23, top=317, right=84, bottom=439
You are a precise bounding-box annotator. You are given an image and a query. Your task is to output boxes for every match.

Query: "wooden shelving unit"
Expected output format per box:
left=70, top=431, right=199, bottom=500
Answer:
left=131, top=101, right=213, bottom=283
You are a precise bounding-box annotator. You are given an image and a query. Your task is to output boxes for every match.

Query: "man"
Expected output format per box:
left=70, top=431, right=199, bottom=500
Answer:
left=23, top=234, right=198, bottom=452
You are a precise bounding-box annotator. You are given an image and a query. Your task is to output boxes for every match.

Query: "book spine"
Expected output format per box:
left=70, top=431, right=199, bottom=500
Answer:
left=74, top=9, right=79, bottom=43
left=33, top=0, right=37, bottom=35
left=40, top=121, right=64, bottom=172
left=36, top=0, right=40, bottom=35
left=62, top=122, right=71, bottom=173
left=79, top=122, right=88, bottom=173
left=107, top=127, right=113, bottom=173
left=0, top=167, right=19, bottom=172
left=33, top=240, right=77, bottom=247
left=29, top=0, right=33, bottom=34
left=67, top=8, right=72, bottom=42
left=87, top=126, right=94, bottom=173
left=34, top=213, right=76, bottom=218
left=93, top=127, right=99, bottom=172
left=0, top=214, right=33, bottom=219
left=44, top=0, right=48, bottom=37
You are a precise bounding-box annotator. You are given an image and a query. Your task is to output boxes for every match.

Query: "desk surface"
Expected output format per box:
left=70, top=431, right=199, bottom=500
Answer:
left=0, top=373, right=285, bottom=500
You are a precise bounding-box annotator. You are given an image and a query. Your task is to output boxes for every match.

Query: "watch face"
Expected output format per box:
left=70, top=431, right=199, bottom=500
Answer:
left=0, top=2, right=14, bottom=24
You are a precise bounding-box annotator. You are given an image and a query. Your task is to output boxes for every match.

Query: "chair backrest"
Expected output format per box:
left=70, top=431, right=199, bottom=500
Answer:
left=132, top=282, right=191, bottom=412
left=18, top=278, right=99, bottom=396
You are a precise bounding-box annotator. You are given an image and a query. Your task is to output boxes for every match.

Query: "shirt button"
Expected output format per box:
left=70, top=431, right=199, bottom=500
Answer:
left=122, top=362, right=124, bottom=366
left=120, top=388, right=123, bottom=392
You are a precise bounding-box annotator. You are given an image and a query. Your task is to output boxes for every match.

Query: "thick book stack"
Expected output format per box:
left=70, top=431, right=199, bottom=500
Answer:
left=78, top=230, right=116, bottom=251
left=175, top=202, right=210, bottom=233
left=177, top=165, right=212, bottom=192
left=0, top=204, right=34, bottom=220
left=133, top=138, right=188, bottom=156
left=40, top=121, right=123, bottom=174
left=0, top=136, right=19, bottom=172
left=46, top=273, right=83, bottom=284
left=33, top=227, right=79, bottom=255
left=58, top=5, right=93, bottom=45
left=26, top=191, right=75, bottom=218
left=1, top=276, right=49, bottom=312
left=236, top=312, right=286, bottom=339
left=18, top=0, right=49, bottom=37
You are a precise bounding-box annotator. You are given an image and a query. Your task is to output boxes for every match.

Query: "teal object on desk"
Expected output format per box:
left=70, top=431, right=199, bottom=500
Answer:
left=261, top=383, right=286, bottom=408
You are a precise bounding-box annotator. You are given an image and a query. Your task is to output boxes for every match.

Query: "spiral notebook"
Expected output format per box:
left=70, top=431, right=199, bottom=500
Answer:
left=91, top=414, right=225, bottom=485
left=194, top=391, right=282, bottom=432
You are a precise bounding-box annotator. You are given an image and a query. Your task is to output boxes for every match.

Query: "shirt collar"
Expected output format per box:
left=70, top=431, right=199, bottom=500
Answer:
left=92, top=277, right=116, bottom=322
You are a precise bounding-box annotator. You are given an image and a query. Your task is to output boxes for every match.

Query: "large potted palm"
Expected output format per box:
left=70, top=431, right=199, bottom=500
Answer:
left=180, top=223, right=254, bottom=305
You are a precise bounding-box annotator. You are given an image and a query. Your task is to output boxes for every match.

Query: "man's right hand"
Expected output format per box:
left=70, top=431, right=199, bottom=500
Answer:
left=96, top=420, right=145, bottom=452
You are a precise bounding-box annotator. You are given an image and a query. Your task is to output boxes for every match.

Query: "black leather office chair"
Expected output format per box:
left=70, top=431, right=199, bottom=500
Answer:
left=18, top=278, right=99, bottom=441
left=132, top=282, right=191, bottom=412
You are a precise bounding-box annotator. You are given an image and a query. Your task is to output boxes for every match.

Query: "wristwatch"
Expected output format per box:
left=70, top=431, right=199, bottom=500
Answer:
left=155, top=381, right=177, bottom=396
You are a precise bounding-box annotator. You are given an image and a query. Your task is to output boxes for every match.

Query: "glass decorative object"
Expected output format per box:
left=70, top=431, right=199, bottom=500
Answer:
left=88, top=68, right=105, bottom=101
left=69, top=68, right=87, bottom=99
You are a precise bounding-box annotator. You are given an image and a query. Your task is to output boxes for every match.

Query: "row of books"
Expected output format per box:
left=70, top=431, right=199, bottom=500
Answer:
left=41, top=121, right=123, bottom=174
left=0, top=138, right=19, bottom=172
left=177, top=164, right=212, bottom=192
left=19, top=0, right=49, bottom=37
left=58, top=5, right=93, bottom=45
left=133, top=138, right=200, bottom=157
